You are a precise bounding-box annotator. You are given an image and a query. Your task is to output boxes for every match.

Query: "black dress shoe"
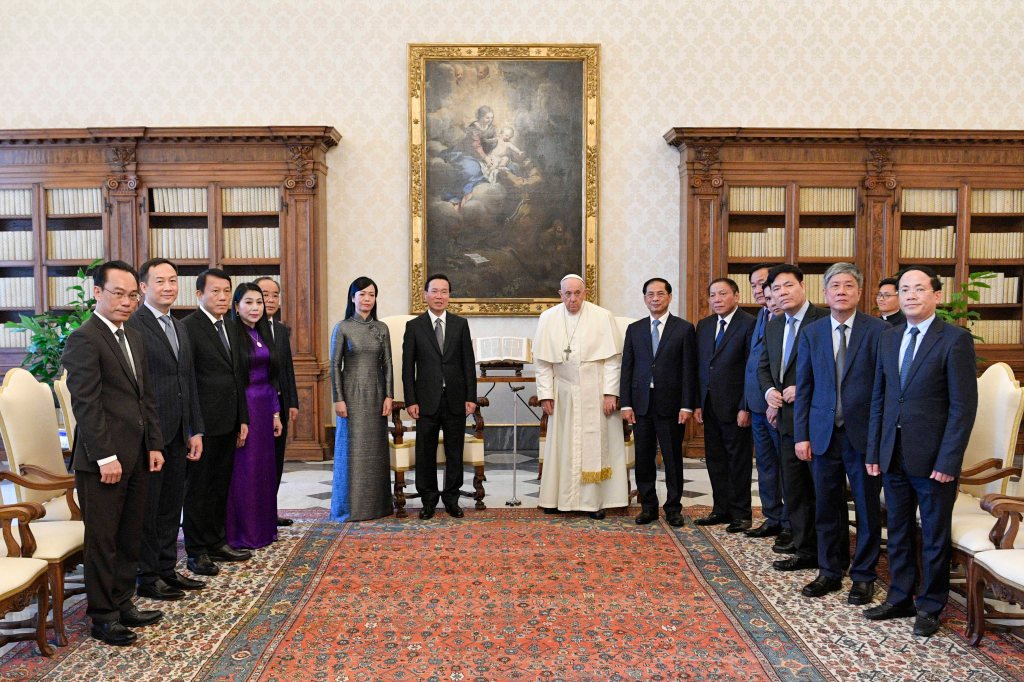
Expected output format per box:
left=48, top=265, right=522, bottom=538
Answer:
left=771, top=542, right=797, bottom=554
left=726, top=520, right=752, bottom=533
left=863, top=602, right=916, bottom=621
left=162, top=570, right=205, bottom=591
left=776, top=529, right=793, bottom=545
left=745, top=522, right=781, bottom=538
left=801, top=575, right=843, bottom=598
left=419, top=507, right=435, bottom=520
left=541, top=507, right=563, bottom=514
left=90, top=621, right=137, bottom=646
left=694, top=512, right=731, bottom=526
left=136, top=578, right=185, bottom=601
left=666, top=513, right=685, bottom=528
left=913, top=612, right=941, bottom=637
left=186, top=555, right=219, bottom=576
left=588, top=510, right=606, bottom=520
left=772, top=556, right=818, bottom=571
left=276, top=517, right=294, bottom=527
left=847, top=581, right=876, bottom=605
left=635, top=509, right=658, bottom=525
left=444, top=504, right=465, bottom=518
left=208, top=545, right=252, bottom=562
left=120, top=604, right=163, bottom=627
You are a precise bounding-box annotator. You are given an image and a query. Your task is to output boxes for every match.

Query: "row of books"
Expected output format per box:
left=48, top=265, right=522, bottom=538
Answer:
left=729, top=186, right=786, bottom=213
left=727, top=228, right=785, bottom=258
left=973, top=274, right=1020, bottom=304
left=971, top=189, right=1024, bottom=215
left=222, top=187, right=278, bottom=213
left=0, top=277, right=35, bottom=308
left=899, top=226, right=956, bottom=259
left=803, top=274, right=826, bottom=304
left=798, top=187, right=856, bottom=213
left=47, top=230, right=104, bottom=260
left=969, top=320, right=1022, bottom=345
left=0, top=189, right=32, bottom=217
left=968, top=232, right=1024, bottom=259
left=730, top=274, right=757, bottom=305
left=0, top=327, right=29, bottom=348
left=47, top=276, right=92, bottom=307
left=223, top=227, right=280, bottom=259
left=797, top=228, right=856, bottom=258
left=151, top=187, right=208, bottom=214
left=901, top=188, right=958, bottom=214
left=149, top=228, right=209, bottom=260
left=0, top=231, right=34, bottom=260
left=46, top=188, right=103, bottom=216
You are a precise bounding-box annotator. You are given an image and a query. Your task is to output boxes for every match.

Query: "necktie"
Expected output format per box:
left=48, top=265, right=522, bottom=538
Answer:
left=835, top=323, right=847, bottom=427
left=781, top=316, right=798, bottom=380
left=434, top=318, right=444, bottom=351
left=115, top=329, right=136, bottom=378
left=160, top=314, right=179, bottom=359
left=714, top=318, right=726, bottom=350
left=268, top=320, right=276, bottom=341
left=651, top=319, right=661, bottom=355
left=900, top=326, right=920, bottom=389
left=214, top=319, right=231, bottom=354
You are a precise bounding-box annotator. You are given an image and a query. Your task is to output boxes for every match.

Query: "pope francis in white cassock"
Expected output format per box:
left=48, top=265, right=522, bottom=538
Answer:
left=533, top=274, right=628, bottom=518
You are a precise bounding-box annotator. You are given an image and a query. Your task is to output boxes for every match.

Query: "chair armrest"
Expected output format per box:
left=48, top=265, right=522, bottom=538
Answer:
left=390, top=401, right=407, bottom=445
left=19, top=464, right=72, bottom=481
left=527, top=396, right=549, bottom=438
left=981, top=493, right=1024, bottom=515
left=980, top=494, right=1024, bottom=550
left=961, top=458, right=1008, bottom=478
left=961, top=466, right=1023, bottom=486
left=471, top=397, right=490, bottom=439
left=1, top=470, right=81, bottom=521
left=0, top=502, right=43, bottom=558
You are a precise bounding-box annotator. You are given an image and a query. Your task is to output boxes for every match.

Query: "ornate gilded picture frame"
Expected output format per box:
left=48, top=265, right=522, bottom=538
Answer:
left=408, top=44, right=599, bottom=315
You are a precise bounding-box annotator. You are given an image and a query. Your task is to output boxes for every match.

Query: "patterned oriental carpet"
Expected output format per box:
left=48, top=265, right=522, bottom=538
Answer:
left=1, top=508, right=1022, bottom=681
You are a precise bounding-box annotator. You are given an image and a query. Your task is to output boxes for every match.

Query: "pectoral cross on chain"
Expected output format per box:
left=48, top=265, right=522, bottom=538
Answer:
left=563, top=345, right=572, bottom=362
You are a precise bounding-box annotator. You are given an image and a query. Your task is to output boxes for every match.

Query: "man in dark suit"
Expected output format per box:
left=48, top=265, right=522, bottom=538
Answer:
left=875, top=277, right=906, bottom=326
left=127, top=258, right=207, bottom=601
left=758, top=264, right=829, bottom=571
left=62, top=261, right=166, bottom=646
left=793, top=263, right=886, bottom=605
left=743, top=263, right=789, bottom=540
left=403, top=273, right=478, bottom=520
left=620, top=277, right=697, bottom=527
left=694, top=278, right=756, bottom=532
left=864, top=266, right=977, bottom=637
left=256, top=276, right=300, bottom=527
left=181, top=269, right=251, bottom=575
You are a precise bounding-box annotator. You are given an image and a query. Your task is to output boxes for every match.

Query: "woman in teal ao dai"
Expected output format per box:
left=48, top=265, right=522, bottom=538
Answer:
left=330, top=276, right=394, bottom=521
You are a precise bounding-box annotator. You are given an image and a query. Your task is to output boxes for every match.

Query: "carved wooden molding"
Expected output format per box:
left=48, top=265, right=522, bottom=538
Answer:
left=689, top=144, right=724, bottom=193
left=285, top=144, right=316, bottom=189
left=864, top=146, right=897, bottom=191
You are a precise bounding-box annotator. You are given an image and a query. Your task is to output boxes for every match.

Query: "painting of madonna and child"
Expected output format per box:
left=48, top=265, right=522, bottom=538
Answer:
left=421, top=58, right=588, bottom=306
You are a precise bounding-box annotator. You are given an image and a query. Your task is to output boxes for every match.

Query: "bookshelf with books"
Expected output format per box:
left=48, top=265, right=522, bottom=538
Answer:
left=0, top=127, right=340, bottom=461
left=667, top=127, right=1024, bottom=455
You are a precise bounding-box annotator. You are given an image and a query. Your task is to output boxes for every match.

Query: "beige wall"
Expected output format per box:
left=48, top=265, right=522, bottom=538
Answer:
left=5, top=0, right=1023, bottom=341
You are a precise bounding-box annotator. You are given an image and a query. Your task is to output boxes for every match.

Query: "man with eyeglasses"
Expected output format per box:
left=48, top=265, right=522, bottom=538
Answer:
left=864, top=265, right=977, bottom=637
left=62, top=261, right=166, bottom=645
left=875, top=277, right=905, bottom=326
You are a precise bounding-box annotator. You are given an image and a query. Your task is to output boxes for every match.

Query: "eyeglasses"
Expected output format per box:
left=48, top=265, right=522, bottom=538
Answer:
left=875, top=292, right=897, bottom=299
left=103, top=288, right=142, bottom=303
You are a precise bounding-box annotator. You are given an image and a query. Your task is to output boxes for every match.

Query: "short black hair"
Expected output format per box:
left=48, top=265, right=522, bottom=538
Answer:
left=93, top=260, right=139, bottom=288
left=196, top=268, right=231, bottom=293
left=642, top=277, right=672, bottom=295
left=765, top=263, right=804, bottom=288
left=878, top=277, right=899, bottom=289
left=749, top=263, right=777, bottom=281
left=424, top=273, right=451, bottom=292
left=139, top=258, right=178, bottom=283
left=709, top=277, right=739, bottom=294
left=897, top=266, right=942, bottom=292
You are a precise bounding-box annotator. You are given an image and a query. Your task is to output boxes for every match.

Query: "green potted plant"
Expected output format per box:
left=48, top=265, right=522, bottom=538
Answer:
left=936, top=270, right=996, bottom=344
left=4, top=259, right=101, bottom=385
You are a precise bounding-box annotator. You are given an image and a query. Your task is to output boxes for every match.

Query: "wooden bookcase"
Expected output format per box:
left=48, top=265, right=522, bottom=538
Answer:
left=665, top=128, right=1024, bottom=455
left=0, top=127, right=341, bottom=461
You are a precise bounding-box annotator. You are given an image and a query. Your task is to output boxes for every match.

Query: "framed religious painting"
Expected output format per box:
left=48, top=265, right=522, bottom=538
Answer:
left=408, top=44, right=600, bottom=315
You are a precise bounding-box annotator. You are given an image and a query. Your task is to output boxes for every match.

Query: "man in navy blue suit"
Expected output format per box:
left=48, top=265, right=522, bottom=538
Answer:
left=864, top=266, right=977, bottom=637
left=793, top=263, right=886, bottom=606
left=694, top=278, right=756, bottom=532
left=742, top=263, right=788, bottom=541
left=621, top=277, right=697, bottom=527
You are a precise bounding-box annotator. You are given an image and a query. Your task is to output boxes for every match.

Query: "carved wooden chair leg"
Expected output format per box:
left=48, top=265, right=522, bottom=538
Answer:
left=35, top=575, right=54, bottom=656
left=393, top=471, right=408, bottom=519
left=967, top=560, right=986, bottom=646
left=50, top=563, right=68, bottom=646
left=473, top=465, right=487, bottom=509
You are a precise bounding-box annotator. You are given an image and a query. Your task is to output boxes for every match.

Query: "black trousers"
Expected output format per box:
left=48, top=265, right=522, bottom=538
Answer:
left=182, top=432, right=236, bottom=557
left=138, top=433, right=187, bottom=583
left=76, top=456, right=148, bottom=624
left=779, top=432, right=817, bottom=561
left=702, top=399, right=753, bottom=521
left=274, top=416, right=289, bottom=493
left=415, top=395, right=465, bottom=509
left=633, top=409, right=685, bottom=514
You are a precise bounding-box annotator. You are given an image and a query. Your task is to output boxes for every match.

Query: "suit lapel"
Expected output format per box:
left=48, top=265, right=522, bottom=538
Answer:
left=710, top=313, right=739, bottom=360
left=903, top=318, right=944, bottom=389
left=424, top=313, right=443, bottom=356
left=92, top=316, right=140, bottom=392
left=840, top=315, right=865, bottom=383
left=653, top=315, right=674, bottom=360
left=141, top=306, right=176, bottom=361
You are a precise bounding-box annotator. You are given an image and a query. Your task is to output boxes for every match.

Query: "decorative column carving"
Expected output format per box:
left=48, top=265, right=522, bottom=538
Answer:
left=687, top=144, right=724, bottom=319
left=105, top=145, right=140, bottom=262
left=863, top=146, right=898, bottom=292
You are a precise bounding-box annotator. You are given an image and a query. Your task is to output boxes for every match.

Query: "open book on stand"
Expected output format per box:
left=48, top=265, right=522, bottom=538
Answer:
left=473, top=336, right=532, bottom=364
